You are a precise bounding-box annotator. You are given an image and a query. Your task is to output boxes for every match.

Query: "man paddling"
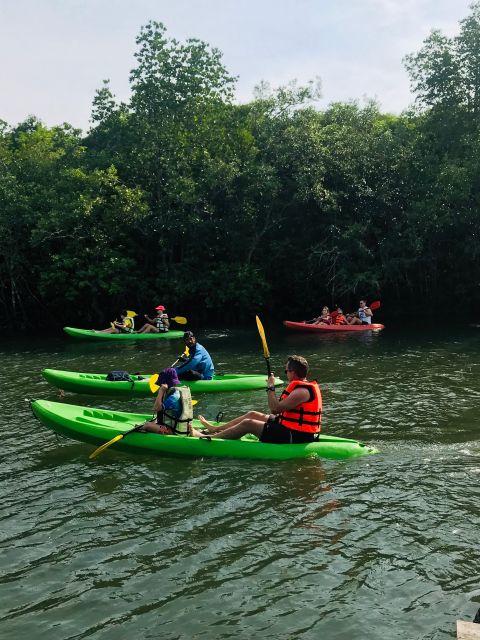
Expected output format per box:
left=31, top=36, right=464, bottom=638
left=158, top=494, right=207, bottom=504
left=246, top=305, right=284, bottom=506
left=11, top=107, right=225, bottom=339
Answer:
left=193, top=355, right=322, bottom=443
left=347, top=300, right=373, bottom=325
left=175, top=331, right=214, bottom=381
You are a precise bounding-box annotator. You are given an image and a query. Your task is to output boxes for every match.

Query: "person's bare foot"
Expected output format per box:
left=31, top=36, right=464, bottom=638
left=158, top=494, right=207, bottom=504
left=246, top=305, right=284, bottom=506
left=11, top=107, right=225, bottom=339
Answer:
left=191, top=427, right=206, bottom=438
left=198, top=415, right=214, bottom=429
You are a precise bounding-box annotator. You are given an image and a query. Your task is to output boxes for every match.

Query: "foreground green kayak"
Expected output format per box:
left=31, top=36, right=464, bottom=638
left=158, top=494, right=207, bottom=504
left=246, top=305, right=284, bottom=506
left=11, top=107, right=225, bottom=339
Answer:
left=42, top=369, right=283, bottom=396
left=63, top=327, right=184, bottom=341
left=31, top=400, right=378, bottom=461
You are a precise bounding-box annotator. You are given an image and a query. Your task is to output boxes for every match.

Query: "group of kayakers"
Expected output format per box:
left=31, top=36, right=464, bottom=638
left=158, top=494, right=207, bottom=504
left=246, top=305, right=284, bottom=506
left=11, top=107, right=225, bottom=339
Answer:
left=97, top=304, right=324, bottom=447
left=141, top=348, right=322, bottom=446
left=307, top=299, right=374, bottom=326
left=98, top=305, right=170, bottom=334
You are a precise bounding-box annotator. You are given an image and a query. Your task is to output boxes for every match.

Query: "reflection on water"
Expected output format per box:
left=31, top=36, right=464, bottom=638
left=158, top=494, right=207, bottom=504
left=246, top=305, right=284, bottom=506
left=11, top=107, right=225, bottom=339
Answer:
left=0, top=326, right=479, bottom=639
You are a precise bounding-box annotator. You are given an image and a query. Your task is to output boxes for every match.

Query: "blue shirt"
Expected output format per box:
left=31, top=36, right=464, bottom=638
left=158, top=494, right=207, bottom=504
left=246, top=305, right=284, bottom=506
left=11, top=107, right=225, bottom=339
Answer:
left=175, top=343, right=214, bottom=380
left=163, top=388, right=181, bottom=417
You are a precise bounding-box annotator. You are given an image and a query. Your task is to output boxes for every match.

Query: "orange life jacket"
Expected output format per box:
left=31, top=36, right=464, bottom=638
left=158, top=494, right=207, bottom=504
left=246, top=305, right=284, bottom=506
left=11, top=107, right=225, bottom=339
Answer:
left=277, top=379, right=322, bottom=433
left=335, top=314, right=347, bottom=325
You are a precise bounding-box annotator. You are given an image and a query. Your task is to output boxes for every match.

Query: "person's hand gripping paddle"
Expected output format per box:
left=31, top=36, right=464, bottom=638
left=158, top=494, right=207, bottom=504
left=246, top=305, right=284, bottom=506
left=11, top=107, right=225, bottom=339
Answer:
left=255, top=315, right=272, bottom=376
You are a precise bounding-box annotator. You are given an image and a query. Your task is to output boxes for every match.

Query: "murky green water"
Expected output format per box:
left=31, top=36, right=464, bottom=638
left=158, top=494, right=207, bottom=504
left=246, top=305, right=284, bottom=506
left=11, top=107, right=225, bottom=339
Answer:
left=1, top=325, right=479, bottom=639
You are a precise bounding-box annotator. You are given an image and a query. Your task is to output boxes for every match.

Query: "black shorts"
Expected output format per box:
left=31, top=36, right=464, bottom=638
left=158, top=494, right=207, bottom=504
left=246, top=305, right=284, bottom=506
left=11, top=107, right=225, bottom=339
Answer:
left=178, top=370, right=203, bottom=381
left=260, top=419, right=316, bottom=444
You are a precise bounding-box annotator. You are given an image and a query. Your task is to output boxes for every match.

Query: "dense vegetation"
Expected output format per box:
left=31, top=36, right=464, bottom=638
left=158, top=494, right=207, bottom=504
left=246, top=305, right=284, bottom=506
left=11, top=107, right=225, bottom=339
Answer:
left=2, top=5, right=480, bottom=330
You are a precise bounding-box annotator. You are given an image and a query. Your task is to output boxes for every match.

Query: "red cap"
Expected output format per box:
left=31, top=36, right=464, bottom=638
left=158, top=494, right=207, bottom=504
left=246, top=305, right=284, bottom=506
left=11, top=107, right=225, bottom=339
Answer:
left=155, top=305, right=166, bottom=311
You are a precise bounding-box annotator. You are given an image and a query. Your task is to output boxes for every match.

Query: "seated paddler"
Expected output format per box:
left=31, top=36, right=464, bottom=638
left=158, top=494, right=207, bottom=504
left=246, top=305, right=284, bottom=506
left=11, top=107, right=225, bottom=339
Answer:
left=140, top=368, right=193, bottom=435
left=193, top=355, right=322, bottom=443
left=174, top=331, right=214, bottom=381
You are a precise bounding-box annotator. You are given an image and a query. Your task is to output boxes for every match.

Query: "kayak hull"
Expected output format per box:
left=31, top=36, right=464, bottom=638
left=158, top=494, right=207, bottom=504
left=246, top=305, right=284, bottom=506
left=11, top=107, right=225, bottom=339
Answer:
left=63, top=327, right=184, bottom=341
left=42, top=369, right=283, bottom=397
left=32, top=400, right=378, bottom=461
left=284, top=320, right=385, bottom=332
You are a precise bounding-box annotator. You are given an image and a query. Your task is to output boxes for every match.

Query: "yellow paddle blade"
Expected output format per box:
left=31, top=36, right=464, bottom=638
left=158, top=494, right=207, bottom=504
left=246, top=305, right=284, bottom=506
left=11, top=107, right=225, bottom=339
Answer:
left=89, top=434, right=124, bottom=459
left=255, top=315, right=270, bottom=359
left=149, top=373, right=160, bottom=393
left=110, top=322, right=115, bottom=329
left=171, top=316, right=187, bottom=324
left=126, top=310, right=138, bottom=317
left=192, top=399, right=198, bottom=406
left=185, top=346, right=189, bottom=357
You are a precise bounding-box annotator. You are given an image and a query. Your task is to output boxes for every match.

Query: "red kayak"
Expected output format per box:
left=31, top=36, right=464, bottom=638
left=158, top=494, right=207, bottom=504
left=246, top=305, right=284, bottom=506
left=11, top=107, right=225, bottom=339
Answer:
left=284, top=320, right=385, bottom=332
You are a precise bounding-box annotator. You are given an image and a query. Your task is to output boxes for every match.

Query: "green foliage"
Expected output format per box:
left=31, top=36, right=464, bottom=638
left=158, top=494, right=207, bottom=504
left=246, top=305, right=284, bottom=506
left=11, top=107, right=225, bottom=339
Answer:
left=2, top=7, right=480, bottom=329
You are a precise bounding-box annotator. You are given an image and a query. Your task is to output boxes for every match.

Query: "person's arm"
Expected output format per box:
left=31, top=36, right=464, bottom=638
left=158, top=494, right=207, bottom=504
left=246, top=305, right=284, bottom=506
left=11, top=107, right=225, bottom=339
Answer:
left=153, top=385, right=167, bottom=412
left=144, top=314, right=154, bottom=323
left=265, top=375, right=310, bottom=414
left=175, top=351, right=201, bottom=375
left=364, top=307, right=373, bottom=317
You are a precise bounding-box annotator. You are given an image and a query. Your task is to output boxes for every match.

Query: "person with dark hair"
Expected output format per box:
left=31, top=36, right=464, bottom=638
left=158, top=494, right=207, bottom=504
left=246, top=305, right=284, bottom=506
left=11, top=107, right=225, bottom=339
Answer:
left=136, top=305, right=170, bottom=333
left=347, top=300, right=373, bottom=325
left=174, top=332, right=214, bottom=381
left=193, top=355, right=322, bottom=443
left=139, top=368, right=193, bottom=435
left=98, top=310, right=135, bottom=333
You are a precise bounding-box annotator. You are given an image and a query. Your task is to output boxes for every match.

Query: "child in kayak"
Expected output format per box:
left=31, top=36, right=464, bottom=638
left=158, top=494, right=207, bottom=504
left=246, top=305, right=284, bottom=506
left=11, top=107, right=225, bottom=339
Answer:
left=97, top=310, right=135, bottom=333
left=192, top=355, right=322, bottom=444
left=333, top=307, right=348, bottom=325
left=139, top=368, right=193, bottom=435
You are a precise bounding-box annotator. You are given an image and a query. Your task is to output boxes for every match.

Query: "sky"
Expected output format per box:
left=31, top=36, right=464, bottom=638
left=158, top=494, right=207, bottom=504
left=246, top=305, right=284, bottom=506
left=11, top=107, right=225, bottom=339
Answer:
left=0, top=0, right=474, bottom=131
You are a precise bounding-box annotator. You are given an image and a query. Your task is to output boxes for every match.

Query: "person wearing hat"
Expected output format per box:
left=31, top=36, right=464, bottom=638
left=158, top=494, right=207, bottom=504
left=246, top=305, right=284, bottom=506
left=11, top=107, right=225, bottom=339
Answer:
left=139, top=368, right=187, bottom=434
left=136, top=305, right=170, bottom=333
left=175, top=331, right=215, bottom=381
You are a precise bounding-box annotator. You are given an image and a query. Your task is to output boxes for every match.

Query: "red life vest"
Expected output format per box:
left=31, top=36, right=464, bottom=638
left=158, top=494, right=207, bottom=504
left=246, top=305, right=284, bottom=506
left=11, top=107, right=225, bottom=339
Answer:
left=277, top=379, right=322, bottom=433
left=335, top=314, right=347, bottom=325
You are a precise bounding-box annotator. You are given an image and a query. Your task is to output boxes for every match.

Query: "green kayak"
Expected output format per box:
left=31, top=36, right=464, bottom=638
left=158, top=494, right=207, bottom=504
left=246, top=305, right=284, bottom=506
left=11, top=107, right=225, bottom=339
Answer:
left=63, top=327, right=184, bottom=341
left=42, top=369, right=283, bottom=396
left=31, top=400, right=378, bottom=461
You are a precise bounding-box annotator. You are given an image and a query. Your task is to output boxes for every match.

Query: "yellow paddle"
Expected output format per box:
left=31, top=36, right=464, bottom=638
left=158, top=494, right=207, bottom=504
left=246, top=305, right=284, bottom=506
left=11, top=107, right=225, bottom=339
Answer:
left=89, top=425, right=143, bottom=459
left=89, top=397, right=198, bottom=460
left=109, top=310, right=136, bottom=330
left=170, top=316, right=187, bottom=324
left=255, top=315, right=272, bottom=376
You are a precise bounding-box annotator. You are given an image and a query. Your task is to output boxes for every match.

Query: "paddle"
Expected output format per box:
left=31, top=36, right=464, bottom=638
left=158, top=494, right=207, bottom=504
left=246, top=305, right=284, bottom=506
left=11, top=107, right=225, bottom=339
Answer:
left=255, top=315, right=272, bottom=376
left=89, top=391, right=198, bottom=460
left=110, top=310, right=136, bottom=330
left=89, top=424, right=144, bottom=459
left=170, top=316, right=187, bottom=324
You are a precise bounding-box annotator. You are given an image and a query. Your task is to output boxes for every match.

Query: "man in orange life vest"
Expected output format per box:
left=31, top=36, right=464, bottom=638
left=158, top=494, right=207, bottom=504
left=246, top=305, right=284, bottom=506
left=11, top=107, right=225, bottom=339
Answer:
left=195, top=355, right=322, bottom=444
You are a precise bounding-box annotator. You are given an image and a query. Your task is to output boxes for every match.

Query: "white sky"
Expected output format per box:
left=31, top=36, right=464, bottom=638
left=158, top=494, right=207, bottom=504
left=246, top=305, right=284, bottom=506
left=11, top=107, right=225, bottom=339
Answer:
left=0, top=0, right=473, bottom=131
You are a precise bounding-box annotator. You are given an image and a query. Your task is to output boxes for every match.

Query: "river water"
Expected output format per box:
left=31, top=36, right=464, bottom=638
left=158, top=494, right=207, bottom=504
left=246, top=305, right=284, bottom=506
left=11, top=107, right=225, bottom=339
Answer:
left=1, top=325, right=479, bottom=639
